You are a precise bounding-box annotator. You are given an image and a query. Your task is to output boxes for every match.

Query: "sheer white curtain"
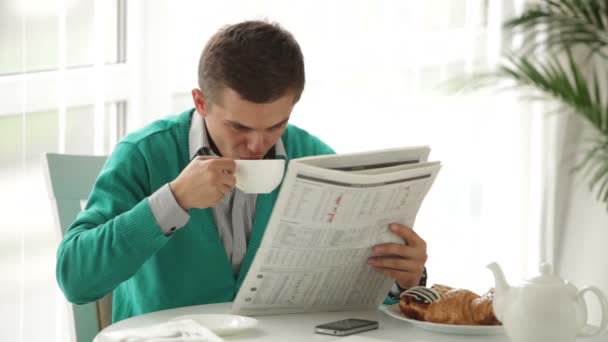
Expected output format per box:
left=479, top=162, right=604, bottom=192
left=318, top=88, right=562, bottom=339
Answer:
left=0, top=0, right=139, bottom=341
left=551, top=43, right=608, bottom=325
left=167, top=0, right=538, bottom=293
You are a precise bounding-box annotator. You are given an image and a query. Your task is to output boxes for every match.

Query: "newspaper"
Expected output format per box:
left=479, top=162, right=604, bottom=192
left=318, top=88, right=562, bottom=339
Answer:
left=231, top=146, right=441, bottom=316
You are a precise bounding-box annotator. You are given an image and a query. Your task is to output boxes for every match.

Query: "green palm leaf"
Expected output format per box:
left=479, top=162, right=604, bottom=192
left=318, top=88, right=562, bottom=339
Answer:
left=505, top=0, right=608, bottom=57
left=494, top=51, right=608, bottom=204
left=459, top=0, right=608, bottom=207
left=491, top=53, right=606, bottom=130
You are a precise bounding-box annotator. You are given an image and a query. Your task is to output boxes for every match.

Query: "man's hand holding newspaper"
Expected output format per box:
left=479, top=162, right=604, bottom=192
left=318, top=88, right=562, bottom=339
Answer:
left=368, top=223, right=428, bottom=290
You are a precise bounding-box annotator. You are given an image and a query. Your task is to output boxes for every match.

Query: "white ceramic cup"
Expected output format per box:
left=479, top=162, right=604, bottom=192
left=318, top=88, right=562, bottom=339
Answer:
left=234, top=159, right=285, bottom=194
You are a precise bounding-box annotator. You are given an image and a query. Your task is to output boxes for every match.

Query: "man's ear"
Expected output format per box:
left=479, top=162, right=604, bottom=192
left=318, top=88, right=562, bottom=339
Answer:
left=191, top=88, right=208, bottom=116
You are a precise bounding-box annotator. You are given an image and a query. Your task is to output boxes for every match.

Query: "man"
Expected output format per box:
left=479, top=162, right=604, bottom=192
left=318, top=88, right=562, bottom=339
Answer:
left=56, top=20, right=427, bottom=323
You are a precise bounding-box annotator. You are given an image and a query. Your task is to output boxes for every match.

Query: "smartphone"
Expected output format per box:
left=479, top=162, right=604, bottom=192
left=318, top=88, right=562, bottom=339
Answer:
left=314, top=318, right=379, bottom=336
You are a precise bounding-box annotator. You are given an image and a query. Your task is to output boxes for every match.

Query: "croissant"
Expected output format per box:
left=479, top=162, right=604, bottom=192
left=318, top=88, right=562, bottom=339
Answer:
left=399, top=293, right=429, bottom=321
left=423, top=288, right=500, bottom=325
left=430, top=284, right=453, bottom=296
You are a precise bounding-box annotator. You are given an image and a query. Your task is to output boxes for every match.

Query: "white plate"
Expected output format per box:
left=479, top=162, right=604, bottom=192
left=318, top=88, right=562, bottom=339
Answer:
left=379, top=304, right=504, bottom=336
left=169, top=314, right=258, bottom=336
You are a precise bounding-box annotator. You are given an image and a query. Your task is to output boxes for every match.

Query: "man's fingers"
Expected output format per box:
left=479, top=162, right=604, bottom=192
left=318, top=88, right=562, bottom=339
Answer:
left=211, top=158, right=236, bottom=173
left=389, top=223, right=425, bottom=248
left=367, top=256, right=425, bottom=274
left=367, top=224, right=428, bottom=289
left=371, top=266, right=421, bottom=286
left=194, top=156, right=236, bottom=173
left=194, top=155, right=216, bottom=161
left=368, top=257, right=425, bottom=289
left=218, top=170, right=236, bottom=187
left=372, top=243, right=423, bottom=259
left=194, top=158, right=236, bottom=187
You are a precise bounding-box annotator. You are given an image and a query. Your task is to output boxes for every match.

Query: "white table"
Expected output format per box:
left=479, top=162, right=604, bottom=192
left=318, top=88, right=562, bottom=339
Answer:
left=95, top=302, right=608, bottom=342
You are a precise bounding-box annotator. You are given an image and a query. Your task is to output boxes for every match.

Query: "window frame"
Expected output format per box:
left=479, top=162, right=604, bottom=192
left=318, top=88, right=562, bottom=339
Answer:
left=0, top=0, right=140, bottom=153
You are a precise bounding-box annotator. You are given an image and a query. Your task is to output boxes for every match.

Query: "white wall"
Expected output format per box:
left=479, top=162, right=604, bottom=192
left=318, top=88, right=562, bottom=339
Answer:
left=557, top=120, right=608, bottom=326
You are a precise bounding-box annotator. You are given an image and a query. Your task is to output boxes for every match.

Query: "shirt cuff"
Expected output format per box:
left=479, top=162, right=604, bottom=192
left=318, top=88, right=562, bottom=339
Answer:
left=388, top=283, right=403, bottom=299
left=388, top=267, right=428, bottom=299
left=148, top=183, right=190, bottom=235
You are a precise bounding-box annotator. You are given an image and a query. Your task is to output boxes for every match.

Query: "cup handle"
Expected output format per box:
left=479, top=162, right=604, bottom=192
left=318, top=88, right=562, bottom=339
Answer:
left=577, top=286, right=608, bottom=337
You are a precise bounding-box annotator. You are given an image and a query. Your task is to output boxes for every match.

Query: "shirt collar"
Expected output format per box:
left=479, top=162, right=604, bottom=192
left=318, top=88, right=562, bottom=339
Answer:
left=189, top=109, right=286, bottom=160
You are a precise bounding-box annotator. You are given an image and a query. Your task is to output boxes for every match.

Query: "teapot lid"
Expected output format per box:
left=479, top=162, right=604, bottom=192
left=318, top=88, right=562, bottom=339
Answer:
left=525, top=263, right=565, bottom=285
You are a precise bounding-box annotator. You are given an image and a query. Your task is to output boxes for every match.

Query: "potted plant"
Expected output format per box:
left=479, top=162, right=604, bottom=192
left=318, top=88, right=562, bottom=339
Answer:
left=468, top=0, right=608, bottom=206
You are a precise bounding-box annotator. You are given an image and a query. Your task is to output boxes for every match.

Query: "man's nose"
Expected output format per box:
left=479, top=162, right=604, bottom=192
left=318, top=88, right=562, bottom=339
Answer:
left=247, top=133, right=265, bottom=154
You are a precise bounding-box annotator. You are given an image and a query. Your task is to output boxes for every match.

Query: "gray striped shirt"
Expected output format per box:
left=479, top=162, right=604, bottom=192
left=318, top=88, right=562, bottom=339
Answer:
left=148, top=110, right=286, bottom=274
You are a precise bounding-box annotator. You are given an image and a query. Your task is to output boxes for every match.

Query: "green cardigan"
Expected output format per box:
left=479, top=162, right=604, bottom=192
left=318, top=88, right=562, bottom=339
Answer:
left=56, top=109, right=335, bottom=322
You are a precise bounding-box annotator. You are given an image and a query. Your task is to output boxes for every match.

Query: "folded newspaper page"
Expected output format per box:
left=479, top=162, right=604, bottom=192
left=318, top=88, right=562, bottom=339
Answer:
left=231, top=146, right=441, bottom=315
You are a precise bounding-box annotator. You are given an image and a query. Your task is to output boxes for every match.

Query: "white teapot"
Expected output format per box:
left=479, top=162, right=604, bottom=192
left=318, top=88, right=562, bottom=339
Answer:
left=487, top=262, right=608, bottom=342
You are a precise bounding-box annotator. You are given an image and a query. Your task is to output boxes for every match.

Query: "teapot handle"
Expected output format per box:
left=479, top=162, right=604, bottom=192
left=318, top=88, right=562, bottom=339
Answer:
left=577, top=286, right=608, bottom=337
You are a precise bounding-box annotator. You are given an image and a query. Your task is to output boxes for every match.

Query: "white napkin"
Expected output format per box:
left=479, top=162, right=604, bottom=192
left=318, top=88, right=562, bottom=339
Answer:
left=97, top=319, right=224, bottom=342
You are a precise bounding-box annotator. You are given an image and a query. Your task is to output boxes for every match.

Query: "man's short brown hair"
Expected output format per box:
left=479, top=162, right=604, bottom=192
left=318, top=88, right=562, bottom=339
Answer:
left=198, top=20, right=305, bottom=106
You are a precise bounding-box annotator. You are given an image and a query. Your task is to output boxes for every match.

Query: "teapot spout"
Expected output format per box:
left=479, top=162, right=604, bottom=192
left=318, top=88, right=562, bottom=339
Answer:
left=487, top=262, right=510, bottom=293
left=487, top=262, right=511, bottom=321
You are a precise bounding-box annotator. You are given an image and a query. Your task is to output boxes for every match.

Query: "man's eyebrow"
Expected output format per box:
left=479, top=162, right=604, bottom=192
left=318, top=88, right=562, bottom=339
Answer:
left=228, top=118, right=289, bottom=130
left=268, top=118, right=289, bottom=129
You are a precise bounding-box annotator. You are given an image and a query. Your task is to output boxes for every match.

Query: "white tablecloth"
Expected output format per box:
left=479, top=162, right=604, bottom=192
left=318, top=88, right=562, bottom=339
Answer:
left=95, top=302, right=608, bottom=342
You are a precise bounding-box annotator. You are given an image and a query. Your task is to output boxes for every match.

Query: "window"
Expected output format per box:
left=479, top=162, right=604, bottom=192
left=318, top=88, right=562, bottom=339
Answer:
left=0, top=0, right=119, bottom=74
left=0, top=0, right=130, bottom=340
left=0, top=105, right=123, bottom=342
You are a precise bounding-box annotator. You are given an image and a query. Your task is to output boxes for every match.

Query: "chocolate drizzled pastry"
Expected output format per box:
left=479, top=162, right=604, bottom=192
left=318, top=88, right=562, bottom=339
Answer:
left=399, top=286, right=443, bottom=320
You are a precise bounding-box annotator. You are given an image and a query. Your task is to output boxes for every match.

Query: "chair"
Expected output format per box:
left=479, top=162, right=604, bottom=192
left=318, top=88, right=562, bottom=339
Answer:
left=43, top=153, right=113, bottom=342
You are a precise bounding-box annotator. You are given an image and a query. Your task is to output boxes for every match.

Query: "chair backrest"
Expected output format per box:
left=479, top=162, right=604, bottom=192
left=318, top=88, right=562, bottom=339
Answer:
left=43, top=153, right=112, bottom=342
